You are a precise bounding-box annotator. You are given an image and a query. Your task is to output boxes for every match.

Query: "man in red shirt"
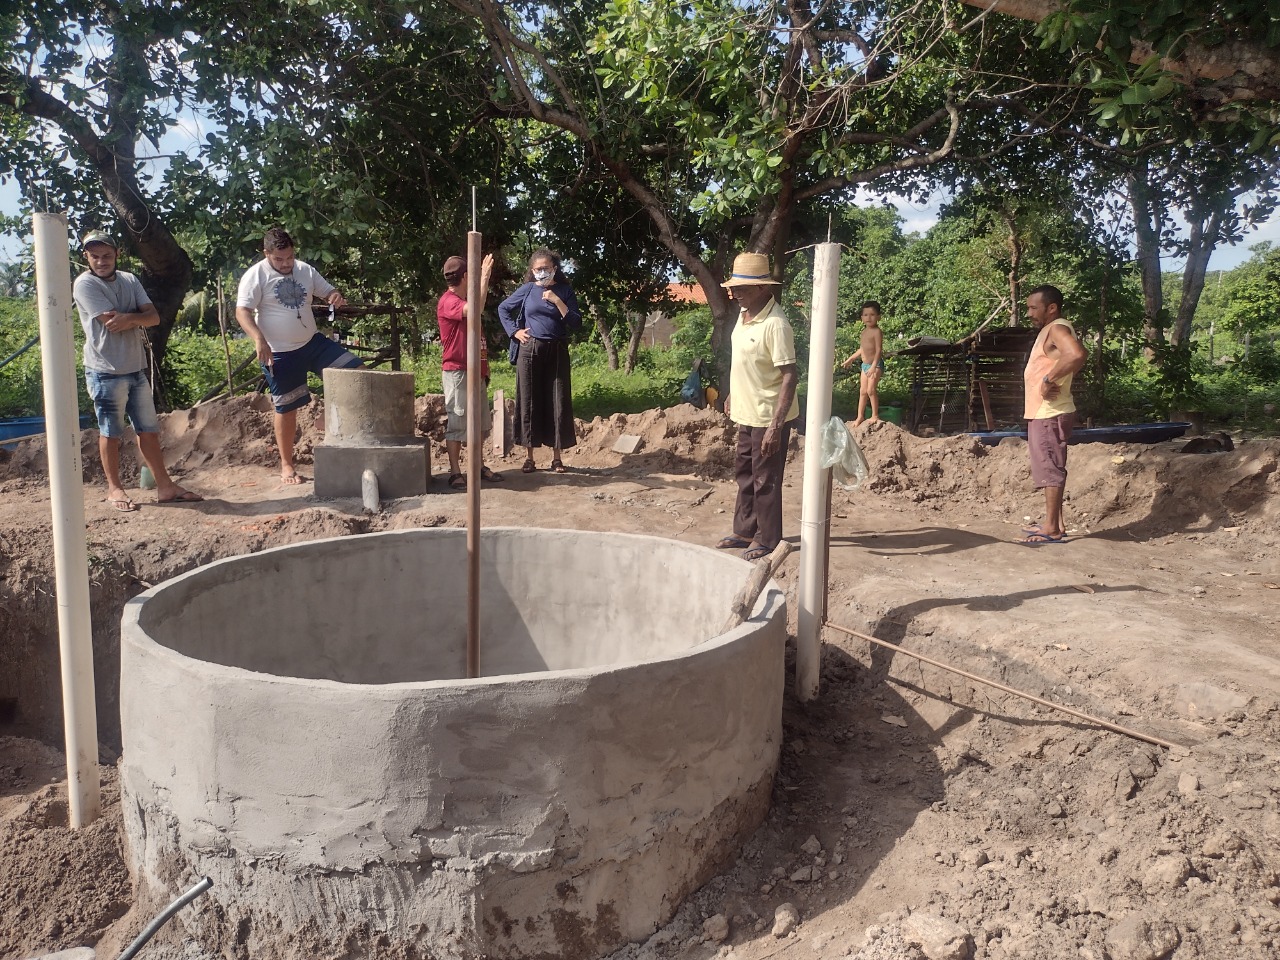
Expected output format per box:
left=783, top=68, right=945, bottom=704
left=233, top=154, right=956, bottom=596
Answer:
left=437, top=254, right=502, bottom=488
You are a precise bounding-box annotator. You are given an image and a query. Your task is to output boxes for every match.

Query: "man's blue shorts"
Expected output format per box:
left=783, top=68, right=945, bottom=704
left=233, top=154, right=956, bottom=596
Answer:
left=262, top=333, right=363, bottom=414
left=85, top=368, right=160, bottom=438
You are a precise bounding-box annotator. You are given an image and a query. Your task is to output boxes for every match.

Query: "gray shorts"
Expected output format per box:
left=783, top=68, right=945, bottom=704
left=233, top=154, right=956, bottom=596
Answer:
left=1028, top=413, right=1074, bottom=488
left=442, top=368, right=491, bottom=442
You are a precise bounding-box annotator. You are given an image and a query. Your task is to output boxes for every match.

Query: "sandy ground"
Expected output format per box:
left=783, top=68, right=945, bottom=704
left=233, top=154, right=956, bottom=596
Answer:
left=1, top=396, right=1279, bottom=960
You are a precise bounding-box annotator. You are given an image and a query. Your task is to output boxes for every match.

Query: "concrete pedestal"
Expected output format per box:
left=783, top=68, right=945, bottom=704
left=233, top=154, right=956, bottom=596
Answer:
left=313, top=368, right=428, bottom=499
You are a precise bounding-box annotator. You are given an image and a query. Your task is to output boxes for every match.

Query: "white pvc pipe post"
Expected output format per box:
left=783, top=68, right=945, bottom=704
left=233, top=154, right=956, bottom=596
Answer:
left=796, top=242, right=841, bottom=702
left=34, top=213, right=100, bottom=826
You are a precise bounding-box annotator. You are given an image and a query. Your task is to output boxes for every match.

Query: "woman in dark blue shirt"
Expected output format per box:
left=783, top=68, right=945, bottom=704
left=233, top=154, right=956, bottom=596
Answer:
left=498, top=249, right=583, bottom=473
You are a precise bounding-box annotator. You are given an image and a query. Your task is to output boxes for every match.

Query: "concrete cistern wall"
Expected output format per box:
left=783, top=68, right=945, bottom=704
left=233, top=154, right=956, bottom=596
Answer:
left=119, top=528, right=787, bottom=959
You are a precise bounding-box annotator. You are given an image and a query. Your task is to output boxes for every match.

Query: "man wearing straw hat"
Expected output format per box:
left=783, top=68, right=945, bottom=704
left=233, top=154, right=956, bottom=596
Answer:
left=715, top=251, right=799, bottom=562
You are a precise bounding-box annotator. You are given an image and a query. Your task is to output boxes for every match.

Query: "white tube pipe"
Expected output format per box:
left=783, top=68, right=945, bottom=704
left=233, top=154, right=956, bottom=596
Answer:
left=361, top=468, right=380, bottom=513
left=796, top=242, right=841, bottom=702
left=34, top=213, right=100, bottom=826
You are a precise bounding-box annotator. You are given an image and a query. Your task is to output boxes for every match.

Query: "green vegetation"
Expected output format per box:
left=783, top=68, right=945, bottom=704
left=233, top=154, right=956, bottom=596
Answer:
left=0, top=296, right=92, bottom=419
left=3, top=208, right=1276, bottom=434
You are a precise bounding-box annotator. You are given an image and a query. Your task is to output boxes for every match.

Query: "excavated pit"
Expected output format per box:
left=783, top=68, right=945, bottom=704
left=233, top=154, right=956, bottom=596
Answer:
left=118, top=527, right=786, bottom=959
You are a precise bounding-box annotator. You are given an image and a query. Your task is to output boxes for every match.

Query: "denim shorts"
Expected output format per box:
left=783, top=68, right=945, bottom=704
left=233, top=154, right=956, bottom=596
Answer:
left=262, top=333, right=362, bottom=413
left=85, top=368, right=160, bottom=438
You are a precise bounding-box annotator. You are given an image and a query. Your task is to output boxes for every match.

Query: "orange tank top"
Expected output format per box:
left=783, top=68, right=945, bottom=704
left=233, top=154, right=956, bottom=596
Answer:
left=1023, top=319, right=1077, bottom=420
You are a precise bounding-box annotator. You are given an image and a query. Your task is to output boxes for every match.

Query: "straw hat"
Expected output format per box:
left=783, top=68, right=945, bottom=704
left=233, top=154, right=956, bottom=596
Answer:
left=721, top=251, right=781, bottom=288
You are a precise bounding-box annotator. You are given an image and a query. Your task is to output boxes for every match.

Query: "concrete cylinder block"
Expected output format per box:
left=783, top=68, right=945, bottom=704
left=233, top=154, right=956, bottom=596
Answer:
left=315, top=368, right=427, bottom=498
left=322, top=367, right=417, bottom=444
left=119, top=528, right=786, bottom=960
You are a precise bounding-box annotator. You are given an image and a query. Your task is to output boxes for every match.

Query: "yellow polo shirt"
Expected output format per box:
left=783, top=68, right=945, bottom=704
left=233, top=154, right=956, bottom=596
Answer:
left=729, top=297, right=800, bottom=428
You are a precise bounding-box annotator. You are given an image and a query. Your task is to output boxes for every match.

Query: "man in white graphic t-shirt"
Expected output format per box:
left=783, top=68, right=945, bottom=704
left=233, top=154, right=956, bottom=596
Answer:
left=236, top=227, right=362, bottom=484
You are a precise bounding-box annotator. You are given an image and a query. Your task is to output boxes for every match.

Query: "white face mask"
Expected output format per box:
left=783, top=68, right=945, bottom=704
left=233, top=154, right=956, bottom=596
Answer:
left=533, top=268, right=553, bottom=282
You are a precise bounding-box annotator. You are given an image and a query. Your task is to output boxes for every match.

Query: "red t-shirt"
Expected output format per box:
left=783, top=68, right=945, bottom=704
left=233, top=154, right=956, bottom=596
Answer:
left=436, top=288, right=489, bottom=378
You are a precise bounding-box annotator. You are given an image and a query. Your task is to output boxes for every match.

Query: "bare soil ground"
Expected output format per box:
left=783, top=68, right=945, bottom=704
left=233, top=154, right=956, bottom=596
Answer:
left=2, top=396, right=1278, bottom=960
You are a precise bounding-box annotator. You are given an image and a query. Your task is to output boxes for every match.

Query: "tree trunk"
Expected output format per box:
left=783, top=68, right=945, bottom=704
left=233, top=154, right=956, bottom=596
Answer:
left=623, top=311, right=647, bottom=374
left=1127, top=161, right=1165, bottom=357
left=5, top=22, right=193, bottom=402
left=957, top=0, right=1280, bottom=103
left=1172, top=209, right=1221, bottom=346
left=591, top=305, right=619, bottom=370
left=1006, top=214, right=1022, bottom=327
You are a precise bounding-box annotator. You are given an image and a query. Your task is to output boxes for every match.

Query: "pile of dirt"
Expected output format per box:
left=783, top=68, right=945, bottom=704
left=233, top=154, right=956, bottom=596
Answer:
left=851, top=421, right=1280, bottom=539
left=0, top=394, right=320, bottom=486
left=2, top=399, right=1278, bottom=960
left=0, top=737, right=130, bottom=959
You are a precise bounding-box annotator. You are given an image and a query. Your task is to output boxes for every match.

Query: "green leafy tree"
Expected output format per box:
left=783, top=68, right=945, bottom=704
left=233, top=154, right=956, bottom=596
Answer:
left=443, top=0, right=1079, bottom=366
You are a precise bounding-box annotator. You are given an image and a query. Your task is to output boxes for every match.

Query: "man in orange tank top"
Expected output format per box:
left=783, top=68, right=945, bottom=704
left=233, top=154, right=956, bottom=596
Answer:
left=1020, top=285, right=1087, bottom=544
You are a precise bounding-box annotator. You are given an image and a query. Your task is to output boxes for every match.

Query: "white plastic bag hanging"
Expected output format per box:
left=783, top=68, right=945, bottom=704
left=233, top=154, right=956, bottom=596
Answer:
left=819, top=416, right=869, bottom=490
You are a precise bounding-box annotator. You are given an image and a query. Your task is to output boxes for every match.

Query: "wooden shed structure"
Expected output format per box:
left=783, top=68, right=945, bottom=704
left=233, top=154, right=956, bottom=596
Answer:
left=898, top=326, right=1038, bottom=434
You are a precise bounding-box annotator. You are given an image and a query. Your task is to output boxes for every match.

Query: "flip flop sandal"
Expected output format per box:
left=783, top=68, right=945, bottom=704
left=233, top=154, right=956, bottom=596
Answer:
left=1018, top=532, right=1067, bottom=545
left=716, top=535, right=751, bottom=550
left=158, top=490, right=204, bottom=503
left=448, top=473, right=467, bottom=490
left=742, top=545, right=771, bottom=562
left=521, top=459, right=537, bottom=474
left=107, top=497, right=139, bottom=513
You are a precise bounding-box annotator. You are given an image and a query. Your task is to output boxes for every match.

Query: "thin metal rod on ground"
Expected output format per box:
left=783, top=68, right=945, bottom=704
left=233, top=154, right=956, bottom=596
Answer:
left=722, top=541, right=794, bottom=633
left=117, top=876, right=213, bottom=960
left=823, top=620, right=1181, bottom=751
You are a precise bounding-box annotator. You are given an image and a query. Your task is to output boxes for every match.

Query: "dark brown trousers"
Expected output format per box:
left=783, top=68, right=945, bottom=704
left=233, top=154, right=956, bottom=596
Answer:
left=732, top=422, right=792, bottom=551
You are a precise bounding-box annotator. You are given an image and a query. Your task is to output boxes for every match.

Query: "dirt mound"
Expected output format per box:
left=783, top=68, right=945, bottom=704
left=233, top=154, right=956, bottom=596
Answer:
left=571, top=403, right=739, bottom=478
left=0, top=394, right=327, bottom=485
left=851, top=420, right=1280, bottom=538
left=0, top=738, right=130, bottom=958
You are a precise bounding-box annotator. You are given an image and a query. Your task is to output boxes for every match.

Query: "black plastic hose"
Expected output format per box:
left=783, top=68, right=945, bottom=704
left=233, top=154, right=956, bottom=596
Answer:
left=117, top=876, right=213, bottom=960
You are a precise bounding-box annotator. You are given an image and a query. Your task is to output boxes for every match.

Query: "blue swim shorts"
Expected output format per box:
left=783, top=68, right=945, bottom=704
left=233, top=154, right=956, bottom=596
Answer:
left=861, top=359, right=886, bottom=374
left=85, top=368, right=160, bottom=438
left=262, top=333, right=363, bottom=414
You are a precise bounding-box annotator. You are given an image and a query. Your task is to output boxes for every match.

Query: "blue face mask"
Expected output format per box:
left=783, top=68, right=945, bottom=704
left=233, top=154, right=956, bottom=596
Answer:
left=533, top=268, right=553, bottom=282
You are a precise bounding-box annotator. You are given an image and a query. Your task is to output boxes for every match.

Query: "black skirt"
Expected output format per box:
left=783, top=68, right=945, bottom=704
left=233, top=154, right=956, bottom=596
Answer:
left=514, top=338, right=576, bottom=449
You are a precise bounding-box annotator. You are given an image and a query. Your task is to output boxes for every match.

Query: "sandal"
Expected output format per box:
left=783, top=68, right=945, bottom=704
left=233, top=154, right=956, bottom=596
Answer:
left=550, top=459, right=567, bottom=474
left=448, top=473, right=467, bottom=490
left=716, top=535, right=751, bottom=550
left=742, top=544, right=771, bottom=562
left=481, top=466, right=504, bottom=483
left=522, top=459, right=537, bottom=474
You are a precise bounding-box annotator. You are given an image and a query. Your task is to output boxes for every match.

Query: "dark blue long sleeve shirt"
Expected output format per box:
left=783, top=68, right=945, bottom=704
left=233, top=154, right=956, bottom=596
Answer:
left=498, top=281, right=583, bottom=341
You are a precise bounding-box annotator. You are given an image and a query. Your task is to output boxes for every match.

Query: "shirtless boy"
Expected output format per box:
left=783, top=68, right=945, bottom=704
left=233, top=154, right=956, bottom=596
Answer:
left=841, top=301, right=885, bottom=425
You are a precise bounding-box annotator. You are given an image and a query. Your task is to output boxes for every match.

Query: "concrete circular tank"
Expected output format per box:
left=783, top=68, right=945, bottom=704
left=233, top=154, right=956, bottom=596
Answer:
left=120, top=528, right=786, bottom=959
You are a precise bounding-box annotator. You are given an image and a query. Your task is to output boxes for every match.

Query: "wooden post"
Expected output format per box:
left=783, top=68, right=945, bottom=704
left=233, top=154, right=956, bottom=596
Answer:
left=216, top=274, right=235, bottom=398
left=466, top=232, right=483, bottom=680
left=390, top=307, right=402, bottom=371
left=977, top=379, right=995, bottom=430
left=492, top=388, right=505, bottom=455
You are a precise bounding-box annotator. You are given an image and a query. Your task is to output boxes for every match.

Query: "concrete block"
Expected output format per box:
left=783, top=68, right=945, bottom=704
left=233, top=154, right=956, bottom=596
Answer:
left=313, top=443, right=429, bottom=499
left=322, top=368, right=417, bottom=443
left=612, top=433, right=643, bottom=454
